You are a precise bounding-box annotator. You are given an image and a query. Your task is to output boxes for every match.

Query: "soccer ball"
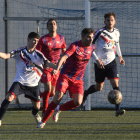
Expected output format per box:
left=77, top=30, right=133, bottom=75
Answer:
left=107, top=90, right=122, bottom=104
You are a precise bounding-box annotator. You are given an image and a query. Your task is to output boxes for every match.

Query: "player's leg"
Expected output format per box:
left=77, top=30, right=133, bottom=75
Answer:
left=24, top=84, right=42, bottom=124
left=50, top=71, right=60, bottom=97
left=41, top=82, right=52, bottom=116
left=53, top=97, right=82, bottom=123
left=37, top=74, right=67, bottom=128
left=110, top=79, right=125, bottom=117
left=0, top=82, right=21, bottom=126
left=40, top=70, right=59, bottom=116
left=108, top=60, right=125, bottom=116
left=81, top=62, right=106, bottom=107
left=0, top=93, right=14, bottom=126
left=37, top=90, right=64, bottom=128
left=42, top=72, right=60, bottom=116
left=53, top=81, right=83, bottom=122
left=81, top=82, right=105, bottom=107
left=31, top=100, right=42, bottom=124
left=110, top=78, right=120, bottom=111
left=55, top=92, right=83, bottom=111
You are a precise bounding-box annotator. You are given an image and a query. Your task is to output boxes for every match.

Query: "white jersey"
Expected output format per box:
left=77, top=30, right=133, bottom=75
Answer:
left=10, top=47, right=47, bottom=87
left=92, top=27, right=122, bottom=65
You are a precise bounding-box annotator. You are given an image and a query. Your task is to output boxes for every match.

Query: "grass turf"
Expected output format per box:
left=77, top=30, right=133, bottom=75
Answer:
left=0, top=110, right=140, bottom=140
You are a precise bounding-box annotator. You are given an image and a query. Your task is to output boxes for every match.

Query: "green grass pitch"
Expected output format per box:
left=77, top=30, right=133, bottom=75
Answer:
left=0, top=110, right=140, bottom=140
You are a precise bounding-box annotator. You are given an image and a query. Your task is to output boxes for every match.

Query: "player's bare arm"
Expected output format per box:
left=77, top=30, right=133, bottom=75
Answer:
left=0, top=52, right=10, bottom=59
left=53, top=54, right=68, bottom=75
left=96, top=59, right=105, bottom=69
left=62, top=48, right=67, bottom=64
left=119, top=56, right=125, bottom=66
left=44, top=60, right=56, bottom=69
left=62, top=48, right=66, bottom=54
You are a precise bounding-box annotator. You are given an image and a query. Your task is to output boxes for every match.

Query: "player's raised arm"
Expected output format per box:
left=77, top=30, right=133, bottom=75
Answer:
left=0, top=52, right=10, bottom=59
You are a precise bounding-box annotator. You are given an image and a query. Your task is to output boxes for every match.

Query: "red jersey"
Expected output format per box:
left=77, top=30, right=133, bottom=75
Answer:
left=36, top=34, right=66, bottom=64
left=61, top=40, right=95, bottom=81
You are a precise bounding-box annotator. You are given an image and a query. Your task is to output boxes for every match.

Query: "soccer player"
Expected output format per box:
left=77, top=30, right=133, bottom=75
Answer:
left=37, top=28, right=95, bottom=128
left=0, top=32, right=56, bottom=126
left=36, top=19, right=66, bottom=116
left=81, top=13, right=125, bottom=117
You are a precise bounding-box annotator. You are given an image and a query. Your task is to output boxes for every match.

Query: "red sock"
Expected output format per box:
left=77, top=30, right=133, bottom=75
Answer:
left=59, top=100, right=78, bottom=111
left=42, top=101, right=57, bottom=123
left=49, top=94, right=54, bottom=97
left=40, top=92, right=44, bottom=98
left=43, top=91, right=51, bottom=113
left=40, top=90, right=48, bottom=98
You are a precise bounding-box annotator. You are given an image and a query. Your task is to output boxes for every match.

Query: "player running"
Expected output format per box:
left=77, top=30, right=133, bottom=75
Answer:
left=37, top=28, right=95, bottom=128
left=81, top=13, right=125, bottom=117
left=36, top=19, right=66, bottom=116
left=0, top=32, right=56, bottom=126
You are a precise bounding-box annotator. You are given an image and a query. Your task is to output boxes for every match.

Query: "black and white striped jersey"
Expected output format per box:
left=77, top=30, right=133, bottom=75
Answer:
left=10, top=46, right=47, bottom=86
left=92, top=27, right=122, bottom=65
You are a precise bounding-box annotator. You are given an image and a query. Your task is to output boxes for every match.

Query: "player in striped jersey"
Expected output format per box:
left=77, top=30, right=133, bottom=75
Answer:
left=37, top=28, right=95, bottom=128
left=0, top=32, right=56, bottom=126
left=36, top=19, right=66, bottom=116
left=81, top=13, right=125, bottom=117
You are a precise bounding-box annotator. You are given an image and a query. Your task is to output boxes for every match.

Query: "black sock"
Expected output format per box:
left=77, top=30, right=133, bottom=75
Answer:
left=113, top=87, right=120, bottom=111
left=0, top=99, right=10, bottom=120
left=83, top=85, right=96, bottom=101
left=85, top=85, right=96, bottom=96
left=113, top=87, right=120, bottom=91
left=31, top=107, right=39, bottom=116
left=115, top=103, right=120, bottom=112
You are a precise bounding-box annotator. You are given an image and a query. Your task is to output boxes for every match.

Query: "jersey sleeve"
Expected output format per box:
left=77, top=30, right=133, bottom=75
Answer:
left=36, top=37, right=43, bottom=52
left=92, top=29, right=101, bottom=44
left=115, top=32, right=122, bottom=57
left=35, top=49, right=47, bottom=65
left=64, top=43, right=77, bottom=57
left=10, top=48, right=22, bottom=59
left=92, top=51, right=99, bottom=60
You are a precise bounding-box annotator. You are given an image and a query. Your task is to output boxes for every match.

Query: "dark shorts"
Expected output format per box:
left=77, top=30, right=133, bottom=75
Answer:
left=8, top=82, right=40, bottom=102
left=94, top=59, right=119, bottom=83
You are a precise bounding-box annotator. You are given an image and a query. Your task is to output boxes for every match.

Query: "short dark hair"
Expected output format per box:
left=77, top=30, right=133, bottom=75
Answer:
left=104, top=12, right=116, bottom=20
left=47, top=19, right=57, bottom=27
left=28, top=32, right=40, bottom=39
left=81, top=28, right=95, bottom=37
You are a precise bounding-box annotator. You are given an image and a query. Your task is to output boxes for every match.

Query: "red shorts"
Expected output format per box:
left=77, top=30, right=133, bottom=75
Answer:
left=41, top=68, right=60, bottom=86
left=56, top=74, right=84, bottom=98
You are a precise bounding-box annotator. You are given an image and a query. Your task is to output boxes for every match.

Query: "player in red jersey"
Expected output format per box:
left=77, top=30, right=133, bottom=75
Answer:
left=36, top=19, right=66, bottom=116
left=37, top=28, right=95, bottom=128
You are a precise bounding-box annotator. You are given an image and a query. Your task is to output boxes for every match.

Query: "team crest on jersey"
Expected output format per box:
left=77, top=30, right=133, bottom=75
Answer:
left=79, top=52, right=83, bottom=55
left=48, top=43, right=51, bottom=46
left=88, top=51, right=91, bottom=54
left=43, top=74, right=46, bottom=77
left=26, top=61, right=34, bottom=67
left=57, top=41, right=60, bottom=44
